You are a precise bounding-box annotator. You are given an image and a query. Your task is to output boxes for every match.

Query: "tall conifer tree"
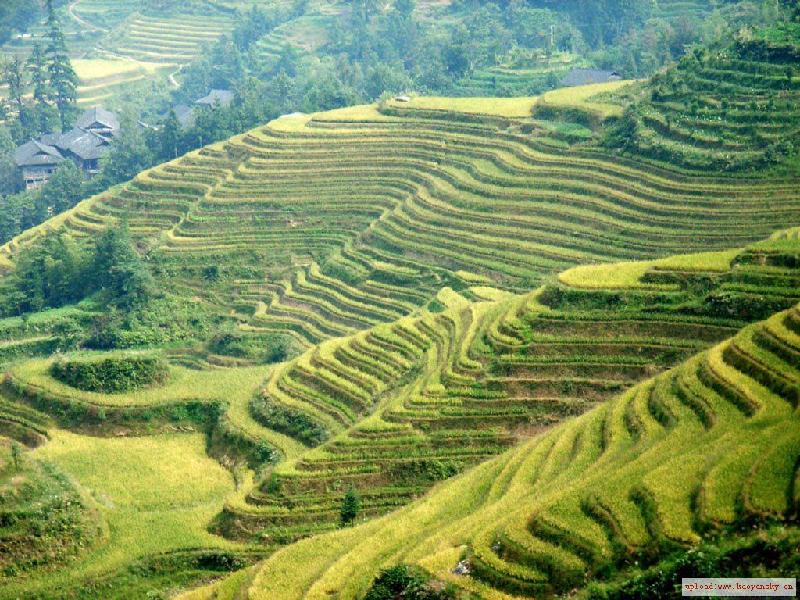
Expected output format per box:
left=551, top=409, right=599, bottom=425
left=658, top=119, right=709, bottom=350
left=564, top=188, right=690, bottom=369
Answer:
left=45, top=1, right=78, bottom=132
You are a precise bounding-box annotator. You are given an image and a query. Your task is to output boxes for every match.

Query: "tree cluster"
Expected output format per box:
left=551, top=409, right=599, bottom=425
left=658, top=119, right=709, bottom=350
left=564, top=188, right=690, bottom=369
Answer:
left=593, top=0, right=792, bottom=77
left=0, top=0, right=66, bottom=46
left=51, top=355, right=169, bottom=393
left=0, top=154, right=84, bottom=245
left=1, top=0, right=78, bottom=142
left=0, top=224, right=153, bottom=317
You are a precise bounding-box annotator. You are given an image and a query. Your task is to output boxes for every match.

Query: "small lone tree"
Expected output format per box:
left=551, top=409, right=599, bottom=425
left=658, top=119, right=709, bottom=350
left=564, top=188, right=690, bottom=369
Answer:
left=202, top=264, right=220, bottom=282
left=10, top=441, right=22, bottom=471
left=92, top=223, right=154, bottom=309
left=340, top=487, right=360, bottom=526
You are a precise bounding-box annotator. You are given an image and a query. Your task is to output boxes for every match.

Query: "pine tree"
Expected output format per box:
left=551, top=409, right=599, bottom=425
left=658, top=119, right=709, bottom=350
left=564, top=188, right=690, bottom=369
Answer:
left=10, top=441, right=22, bottom=471
left=2, top=56, right=25, bottom=108
left=28, top=43, right=49, bottom=104
left=0, top=125, right=19, bottom=194
left=340, top=487, right=360, bottom=526
left=27, top=43, right=58, bottom=135
left=159, top=110, right=181, bottom=161
left=45, top=6, right=78, bottom=132
left=1, top=56, right=35, bottom=140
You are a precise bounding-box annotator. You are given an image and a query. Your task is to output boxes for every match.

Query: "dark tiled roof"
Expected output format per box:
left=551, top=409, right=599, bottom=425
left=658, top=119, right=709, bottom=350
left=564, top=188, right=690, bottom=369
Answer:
left=15, top=108, right=118, bottom=170
left=195, top=89, right=235, bottom=108
left=76, top=106, right=120, bottom=133
left=560, top=68, right=622, bottom=87
left=53, top=127, right=87, bottom=150
left=172, top=104, right=196, bottom=128
left=13, top=140, right=64, bottom=167
left=41, top=127, right=111, bottom=161
left=39, top=132, right=62, bottom=146
left=63, top=128, right=111, bottom=161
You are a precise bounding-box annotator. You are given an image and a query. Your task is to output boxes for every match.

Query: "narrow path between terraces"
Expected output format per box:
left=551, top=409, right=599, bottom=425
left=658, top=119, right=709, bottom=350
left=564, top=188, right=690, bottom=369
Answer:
left=67, top=0, right=108, bottom=33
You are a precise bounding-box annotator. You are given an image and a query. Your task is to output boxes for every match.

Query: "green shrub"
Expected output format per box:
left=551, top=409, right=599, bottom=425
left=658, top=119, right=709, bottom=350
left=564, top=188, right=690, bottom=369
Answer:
left=53, top=318, right=85, bottom=352
left=209, top=332, right=294, bottom=364
left=340, top=487, right=360, bottom=527
left=389, top=459, right=461, bottom=482
left=202, top=265, right=221, bottom=281
left=249, top=396, right=328, bottom=446
left=50, top=355, right=169, bottom=393
left=365, top=565, right=458, bottom=600
left=427, top=298, right=446, bottom=313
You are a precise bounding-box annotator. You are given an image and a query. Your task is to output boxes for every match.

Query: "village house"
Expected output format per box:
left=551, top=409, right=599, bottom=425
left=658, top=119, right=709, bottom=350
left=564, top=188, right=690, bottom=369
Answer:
left=76, top=106, right=120, bottom=137
left=157, top=90, right=234, bottom=132
left=195, top=89, right=234, bottom=109
left=172, top=104, right=197, bottom=129
left=13, top=107, right=120, bottom=190
left=13, top=140, right=64, bottom=190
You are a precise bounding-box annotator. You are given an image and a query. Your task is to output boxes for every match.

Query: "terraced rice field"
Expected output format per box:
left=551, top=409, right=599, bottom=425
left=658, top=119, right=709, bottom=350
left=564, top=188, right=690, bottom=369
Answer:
left=535, top=80, right=632, bottom=122
left=251, top=15, right=337, bottom=73
left=0, top=3, right=98, bottom=59
left=0, top=305, right=98, bottom=375
left=0, top=432, right=257, bottom=599
left=182, top=244, right=800, bottom=598
left=0, top=436, right=101, bottom=577
left=69, top=0, right=141, bottom=31
left=1, top=35, right=799, bottom=592
left=7, top=85, right=798, bottom=352
left=630, top=31, right=800, bottom=169
left=5, top=223, right=798, bottom=554
left=0, top=0, right=197, bottom=107
left=250, top=0, right=449, bottom=71
left=454, top=53, right=588, bottom=97
left=0, top=58, right=166, bottom=109
left=207, top=231, right=800, bottom=542
left=73, top=58, right=169, bottom=107
left=103, top=12, right=234, bottom=65
left=250, top=1, right=344, bottom=73
left=4, top=223, right=797, bottom=598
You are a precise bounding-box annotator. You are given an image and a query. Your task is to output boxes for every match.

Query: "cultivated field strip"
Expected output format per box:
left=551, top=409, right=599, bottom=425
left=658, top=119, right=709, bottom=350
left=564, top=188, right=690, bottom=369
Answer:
left=104, top=12, right=233, bottom=64
left=208, top=233, right=800, bottom=542
left=462, top=305, right=800, bottom=596
left=199, top=295, right=800, bottom=600
left=3, top=94, right=799, bottom=554
left=454, top=53, right=586, bottom=97
left=19, top=100, right=799, bottom=352
left=633, top=32, right=800, bottom=169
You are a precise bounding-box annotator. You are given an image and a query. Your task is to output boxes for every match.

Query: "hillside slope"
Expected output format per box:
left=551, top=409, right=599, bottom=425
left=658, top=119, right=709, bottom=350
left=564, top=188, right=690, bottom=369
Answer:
left=2, top=228, right=797, bottom=598
left=1, top=27, right=799, bottom=595
left=4, top=83, right=800, bottom=356
left=211, top=230, right=800, bottom=543
left=614, top=21, right=800, bottom=170
left=181, top=246, right=800, bottom=599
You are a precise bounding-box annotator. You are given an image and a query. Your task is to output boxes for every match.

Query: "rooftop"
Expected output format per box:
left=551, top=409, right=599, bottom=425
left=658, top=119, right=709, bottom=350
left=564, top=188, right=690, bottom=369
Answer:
left=172, top=104, right=197, bottom=128
left=13, top=140, right=64, bottom=167
left=76, top=106, right=120, bottom=134
left=195, top=89, right=235, bottom=108
left=58, top=128, right=111, bottom=161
